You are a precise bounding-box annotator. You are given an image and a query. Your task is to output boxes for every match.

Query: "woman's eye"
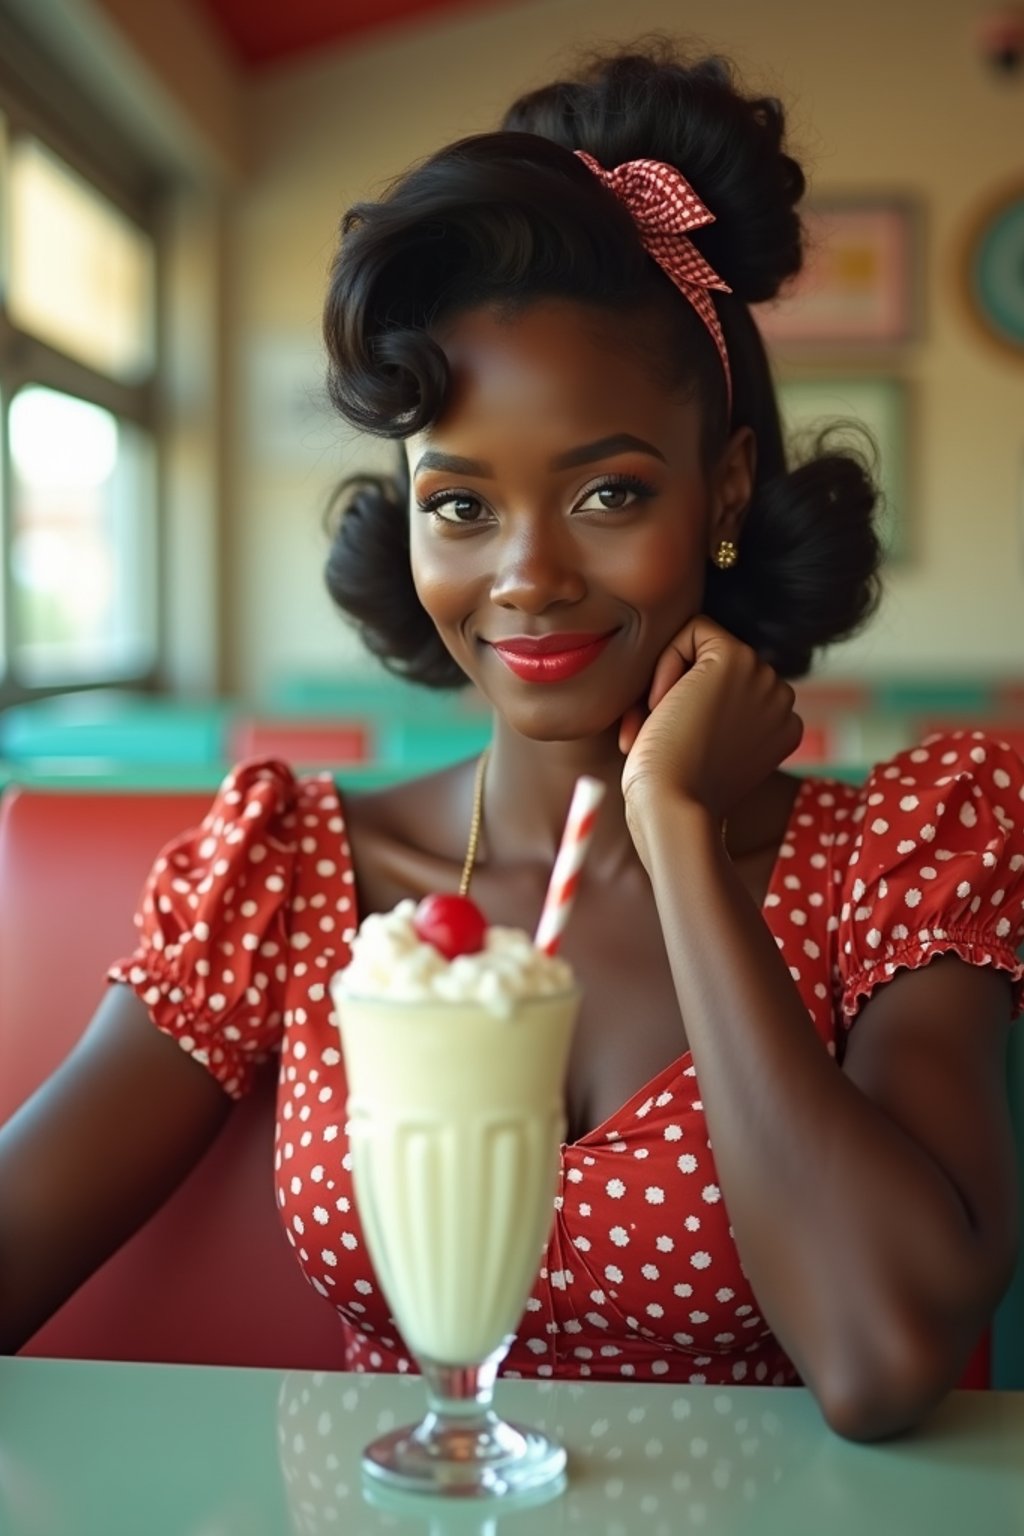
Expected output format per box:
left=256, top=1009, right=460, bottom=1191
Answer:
left=576, top=478, right=654, bottom=513
left=421, top=494, right=486, bottom=525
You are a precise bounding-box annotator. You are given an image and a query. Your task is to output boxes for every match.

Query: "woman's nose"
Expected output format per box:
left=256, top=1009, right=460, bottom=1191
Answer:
left=488, top=523, right=586, bottom=614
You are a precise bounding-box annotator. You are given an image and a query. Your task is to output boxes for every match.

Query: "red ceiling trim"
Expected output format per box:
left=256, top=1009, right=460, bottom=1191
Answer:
left=195, top=0, right=516, bottom=69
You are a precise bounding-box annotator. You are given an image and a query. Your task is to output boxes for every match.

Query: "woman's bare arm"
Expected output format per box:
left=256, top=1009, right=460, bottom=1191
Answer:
left=640, top=799, right=1017, bottom=1441
left=0, top=985, right=232, bottom=1354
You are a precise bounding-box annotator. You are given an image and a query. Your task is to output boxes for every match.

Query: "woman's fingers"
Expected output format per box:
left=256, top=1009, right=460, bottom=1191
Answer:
left=784, top=708, right=805, bottom=759
left=645, top=615, right=725, bottom=712
left=647, top=644, right=688, bottom=713
left=618, top=704, right=645, bottom=754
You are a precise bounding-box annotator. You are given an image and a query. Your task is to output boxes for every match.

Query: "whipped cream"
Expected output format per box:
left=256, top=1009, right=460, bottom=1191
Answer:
left=336, top=899, right=574, bottom=1014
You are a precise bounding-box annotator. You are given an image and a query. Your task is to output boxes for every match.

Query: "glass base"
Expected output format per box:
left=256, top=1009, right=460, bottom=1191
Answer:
left=361, top=1408, right=567, bottom=1498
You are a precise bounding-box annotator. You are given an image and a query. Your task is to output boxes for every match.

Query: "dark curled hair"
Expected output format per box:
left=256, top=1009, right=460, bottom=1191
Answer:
left=323, top=42, right=882, bottom=685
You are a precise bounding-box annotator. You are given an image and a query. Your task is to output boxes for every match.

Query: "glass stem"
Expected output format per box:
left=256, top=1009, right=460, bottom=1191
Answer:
left=419, top=1354, right=501, bottom=1425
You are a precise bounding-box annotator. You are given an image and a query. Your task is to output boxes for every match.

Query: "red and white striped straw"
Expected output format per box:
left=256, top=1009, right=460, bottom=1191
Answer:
left=533, top=776, right=606, bottom=956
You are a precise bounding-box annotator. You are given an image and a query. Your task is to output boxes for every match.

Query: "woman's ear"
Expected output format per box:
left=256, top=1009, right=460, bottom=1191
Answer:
left=709, top=426, right=756, bottom=550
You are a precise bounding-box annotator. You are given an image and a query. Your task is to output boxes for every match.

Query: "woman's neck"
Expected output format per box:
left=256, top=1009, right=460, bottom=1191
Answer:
left=481, top=718, right=636, bottom=881
left=479, top=716, right=798, bottom=879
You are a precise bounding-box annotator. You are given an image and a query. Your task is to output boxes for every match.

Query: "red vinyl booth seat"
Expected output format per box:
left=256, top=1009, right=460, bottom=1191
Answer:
left=0, top=786, right=345, bottom=1368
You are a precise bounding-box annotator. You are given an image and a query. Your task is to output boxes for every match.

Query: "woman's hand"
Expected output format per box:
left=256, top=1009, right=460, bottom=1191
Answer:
left=619, top=615, right=803, bottom=831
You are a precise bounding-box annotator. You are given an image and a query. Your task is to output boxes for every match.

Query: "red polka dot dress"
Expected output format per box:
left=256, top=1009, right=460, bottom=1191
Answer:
left=110, top=731, right=1024, bottom=1385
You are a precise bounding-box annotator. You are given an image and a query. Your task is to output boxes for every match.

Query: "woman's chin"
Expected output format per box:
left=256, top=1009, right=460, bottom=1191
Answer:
left=492, top=696, right=628, bottom=744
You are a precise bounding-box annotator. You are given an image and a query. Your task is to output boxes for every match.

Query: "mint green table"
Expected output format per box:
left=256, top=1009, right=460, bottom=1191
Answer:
left=1, top=1358, right=1022, bottom=1535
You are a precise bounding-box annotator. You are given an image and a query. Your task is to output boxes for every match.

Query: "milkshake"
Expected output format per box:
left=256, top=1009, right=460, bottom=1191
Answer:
left=334, top=898, right=577, bottom=1366
left=330, top=893, right=580, bottom=1496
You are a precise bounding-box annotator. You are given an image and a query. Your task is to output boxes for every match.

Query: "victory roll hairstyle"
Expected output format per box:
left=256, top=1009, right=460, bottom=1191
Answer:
left=323, top=45, right=882, bottom=685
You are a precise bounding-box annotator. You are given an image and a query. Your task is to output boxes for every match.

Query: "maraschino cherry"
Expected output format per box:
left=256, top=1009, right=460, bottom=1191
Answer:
left=413, top=893, right=487, bottom=960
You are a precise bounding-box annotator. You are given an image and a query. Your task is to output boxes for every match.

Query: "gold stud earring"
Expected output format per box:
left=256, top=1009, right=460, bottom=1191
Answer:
left=712, top=539, right=739, bottom=571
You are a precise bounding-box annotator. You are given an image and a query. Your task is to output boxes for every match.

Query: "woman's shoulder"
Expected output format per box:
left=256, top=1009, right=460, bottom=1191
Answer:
left=108, top=757, right=353, bottom=1098
left=785, top=725, right=1024, bottom=918
left=843, top=728, right=1021, bottom=830
left=339, top=756, right=481, bottom=914
left=344, top=757, right=471, bottom=833
left=868, top=726, right=1021, bottom=787
left=120, top=758, right=354, bottom=927
left=173, top=754, right=480, bottom=913
left=796, top=728, right=1024, bottom=819
left=191, top=755, right=350, bottom=856
left=816, top=729, right=1024, bottom=1022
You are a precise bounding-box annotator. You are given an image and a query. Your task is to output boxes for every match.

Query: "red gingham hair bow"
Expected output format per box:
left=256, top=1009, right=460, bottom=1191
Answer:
left=574, top=150, right=733, bottom=412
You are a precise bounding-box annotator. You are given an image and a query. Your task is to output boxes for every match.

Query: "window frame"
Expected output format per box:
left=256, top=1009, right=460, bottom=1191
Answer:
left=0, top=20, right=164, bottom=707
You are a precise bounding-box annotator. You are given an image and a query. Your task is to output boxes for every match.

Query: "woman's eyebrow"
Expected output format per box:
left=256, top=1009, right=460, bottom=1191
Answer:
left=413, top=450, right=492, bottom=477
left=550, top=434, right=667, bottom=470
left=413, top=433, right=666, bottom=480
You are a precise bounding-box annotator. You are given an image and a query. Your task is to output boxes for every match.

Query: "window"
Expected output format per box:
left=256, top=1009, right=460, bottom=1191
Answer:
left=9, top=387, right=156, bottom=683
left=8, top=136, right=156, bottom=383
left=0, top=75, right=160, bottom=700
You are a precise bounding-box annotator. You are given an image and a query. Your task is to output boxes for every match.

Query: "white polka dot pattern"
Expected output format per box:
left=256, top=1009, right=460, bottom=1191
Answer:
left=108, top=759, right=310, bottom=1098
left=109, top=732, right=1024, bottom=1387
left=835, top=732, right=1024, bottom=1021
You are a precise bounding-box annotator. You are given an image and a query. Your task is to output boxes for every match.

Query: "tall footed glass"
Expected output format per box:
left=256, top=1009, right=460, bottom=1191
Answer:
left=332, top=987, right=579, bottom=1498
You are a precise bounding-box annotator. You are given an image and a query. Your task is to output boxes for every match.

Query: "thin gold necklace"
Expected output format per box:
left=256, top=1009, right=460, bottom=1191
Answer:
left=458, top=746, right=727, bottom=898
left=458, top=747, right=490, bottom=897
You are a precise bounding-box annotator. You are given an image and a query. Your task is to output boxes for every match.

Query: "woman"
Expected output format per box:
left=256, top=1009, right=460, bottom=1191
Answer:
left=1, top=45, right=1020, bottom=1442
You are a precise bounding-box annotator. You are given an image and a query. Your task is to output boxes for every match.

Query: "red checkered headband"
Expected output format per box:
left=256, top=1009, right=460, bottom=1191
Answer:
left=574, top=150, right=732, bottom=414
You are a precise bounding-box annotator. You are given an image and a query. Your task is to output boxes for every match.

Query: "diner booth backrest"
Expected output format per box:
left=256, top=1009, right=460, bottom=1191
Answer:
left=229, top=717, right=371, bottom=768
left=0, top=786, right=345, bottom=1369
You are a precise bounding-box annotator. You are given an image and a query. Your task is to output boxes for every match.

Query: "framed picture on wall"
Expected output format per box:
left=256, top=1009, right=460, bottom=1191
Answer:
left=756, top=200, right=920, bottom=348
left=777, top=376, right=911, bottom=563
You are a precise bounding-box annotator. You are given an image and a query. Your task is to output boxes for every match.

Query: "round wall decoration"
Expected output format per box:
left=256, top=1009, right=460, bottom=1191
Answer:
left=963, top=181, right=1024, bottom=356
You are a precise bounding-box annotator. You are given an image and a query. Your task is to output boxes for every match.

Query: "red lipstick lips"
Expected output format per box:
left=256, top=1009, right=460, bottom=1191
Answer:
left=489, top=630, right=615, bottom=683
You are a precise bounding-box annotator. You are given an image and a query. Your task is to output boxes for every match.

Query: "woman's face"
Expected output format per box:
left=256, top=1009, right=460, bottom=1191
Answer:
left=406, top=299, right=751, bottom=740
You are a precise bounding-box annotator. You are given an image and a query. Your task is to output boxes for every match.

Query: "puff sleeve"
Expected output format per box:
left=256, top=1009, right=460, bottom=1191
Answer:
left=836, top=731, right=1024, bottom=1025
left=107, top=759, right=304, bottom=1098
